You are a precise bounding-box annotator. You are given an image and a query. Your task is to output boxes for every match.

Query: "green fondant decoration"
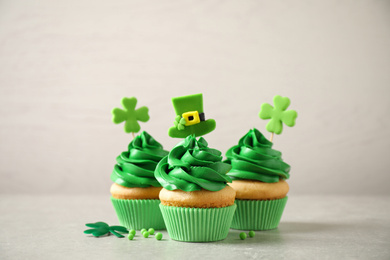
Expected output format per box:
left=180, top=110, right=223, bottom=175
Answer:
left=84, top=222, right=128, bottom=238
left=168, top=94, right=216, bottom=138
left=172, top=93, right=204, bottom=114
left=173, top=115, right=187, bottom=131
left=112, top=97, right=150, bottom=133
left=258, top=95, right=298, bottom=135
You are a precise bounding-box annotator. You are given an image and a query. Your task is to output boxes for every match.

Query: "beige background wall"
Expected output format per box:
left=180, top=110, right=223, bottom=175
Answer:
left=0, top=0, right=389, bottom=195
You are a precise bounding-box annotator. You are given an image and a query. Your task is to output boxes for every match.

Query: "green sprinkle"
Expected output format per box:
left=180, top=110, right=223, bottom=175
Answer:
left=148, top=228, right=155, bottom=235
left=155, top=232, right=163, bottom=240
left=239, top=232, right=247, bottom=240
left=128, top=233, right=134, bottom=240
left=142, top=231, right=150, bottom=238
left=129, top=229, right=136, bottom=236
left=249, top=231, right=255, bottom=238
left=140, top=228, right=147, bottom=233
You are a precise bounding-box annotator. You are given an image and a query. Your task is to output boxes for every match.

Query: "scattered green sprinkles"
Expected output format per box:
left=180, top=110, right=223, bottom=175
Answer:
left=249, top=231, right=255, bottom=238
left=148, top=228, right=155, bottom=235
left=142, top=231, right=150, bottom=238
left=129, top=229, right=136, bottom=236
left=128, top=233, right=134, bottom=240
left=140, top=228, right=147, bottom=234
left=239, top=232, right=247, bottom=240
left=155, top=232, right=163, bottom=240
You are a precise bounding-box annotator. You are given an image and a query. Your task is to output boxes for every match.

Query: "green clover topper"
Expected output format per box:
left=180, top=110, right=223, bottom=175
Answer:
left=111, top=97, right=150, bottom=134
left=259, top=95, right=298, bottom=138
left=173, top=115, right=187, bottom=130
left=83, top=222, right=128, bottom=238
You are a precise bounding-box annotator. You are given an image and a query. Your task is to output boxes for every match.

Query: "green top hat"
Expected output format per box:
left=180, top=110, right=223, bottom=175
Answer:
left=168, top=93, right=216, bottom=138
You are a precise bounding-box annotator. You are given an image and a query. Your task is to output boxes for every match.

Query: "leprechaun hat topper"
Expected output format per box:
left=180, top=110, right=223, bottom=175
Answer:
left=168, top=93, right=216, bottom=138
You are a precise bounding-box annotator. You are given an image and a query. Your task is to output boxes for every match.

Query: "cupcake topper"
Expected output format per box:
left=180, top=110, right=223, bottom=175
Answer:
left=258, top=95, right=298, bottom=142
left=111, top=97, right=150, bottom=138
left=168, top=93, right=216, bottom=138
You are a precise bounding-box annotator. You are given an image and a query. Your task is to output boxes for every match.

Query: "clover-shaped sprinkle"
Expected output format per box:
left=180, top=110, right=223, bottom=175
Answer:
left=112, top=97, right=150, bottom=134
left=259, top=95, right=297, bottom=135
left=83, top=222, right=128, bottom=238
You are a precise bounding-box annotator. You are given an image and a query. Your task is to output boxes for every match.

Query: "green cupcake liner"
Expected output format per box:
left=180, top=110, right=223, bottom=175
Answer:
left=159, top=204, right=236, bottom=242
left=230, top=197, right=288, bottom=231
left=111, top=197, right=166, bottom=230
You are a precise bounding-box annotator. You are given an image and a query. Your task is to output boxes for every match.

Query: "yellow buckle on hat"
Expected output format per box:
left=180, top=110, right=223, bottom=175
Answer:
left=182, top=111, right=201, bottom=126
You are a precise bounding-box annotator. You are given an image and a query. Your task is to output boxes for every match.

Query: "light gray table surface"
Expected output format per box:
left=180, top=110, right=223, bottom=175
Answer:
left=1, top=194, right=389, bottom=260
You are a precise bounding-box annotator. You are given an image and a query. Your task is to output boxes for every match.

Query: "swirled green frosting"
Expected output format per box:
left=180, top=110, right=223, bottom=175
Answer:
left=155, top=135, right=232, bottom=192
left=225, top=128, right=290, bottom=183
left=111, top=131, right=169, bottom=188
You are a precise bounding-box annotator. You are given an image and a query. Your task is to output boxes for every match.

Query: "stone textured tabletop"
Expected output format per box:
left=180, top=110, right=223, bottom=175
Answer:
left=1, top=195, right=389, bottom=259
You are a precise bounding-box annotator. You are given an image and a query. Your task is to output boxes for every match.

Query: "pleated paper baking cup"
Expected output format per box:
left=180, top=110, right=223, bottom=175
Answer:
left=159, top=204, right=236, bottom=242
left=230, top=197, right=288, bottom=230
left=111, top=198, right=166, bottom=230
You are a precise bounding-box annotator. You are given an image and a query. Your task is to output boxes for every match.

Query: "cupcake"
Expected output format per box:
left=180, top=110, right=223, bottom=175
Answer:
left=110, top=131, right=169, bottom=230
left=225, top=128, right=290, bottom=230
left=155, top=135, right=236, bottom=242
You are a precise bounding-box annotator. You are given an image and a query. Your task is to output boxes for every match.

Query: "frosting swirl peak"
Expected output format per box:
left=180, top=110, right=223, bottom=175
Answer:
left=111, top=131, right=169, bottom=188
left=225, top=128, right=290, bottom=183
left=155, top=135, right=232, bottom=192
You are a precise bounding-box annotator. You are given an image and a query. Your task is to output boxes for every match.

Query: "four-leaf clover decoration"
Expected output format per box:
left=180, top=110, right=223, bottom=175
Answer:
left=112, top=97, right=150, bottom=133
left=173, top=115, right=186, bottom=131
left=83, top=222, right=128, bottom=238
left=259, top=95, right=298, bottom=135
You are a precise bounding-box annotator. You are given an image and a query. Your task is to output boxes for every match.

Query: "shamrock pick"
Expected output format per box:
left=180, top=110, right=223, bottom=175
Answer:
left=111, top=97, right=150, bottom=135
left=83, top=222, right=128, bottom=238
left=259, top=95, right=297, bottom=141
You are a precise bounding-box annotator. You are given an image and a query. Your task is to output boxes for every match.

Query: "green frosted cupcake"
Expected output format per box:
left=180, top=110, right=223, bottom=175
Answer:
left=225, top=128, right=290, bottom=230
left=155, top=135, right=237, bottom=242
left=110, top=131, right=168, bottom=230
